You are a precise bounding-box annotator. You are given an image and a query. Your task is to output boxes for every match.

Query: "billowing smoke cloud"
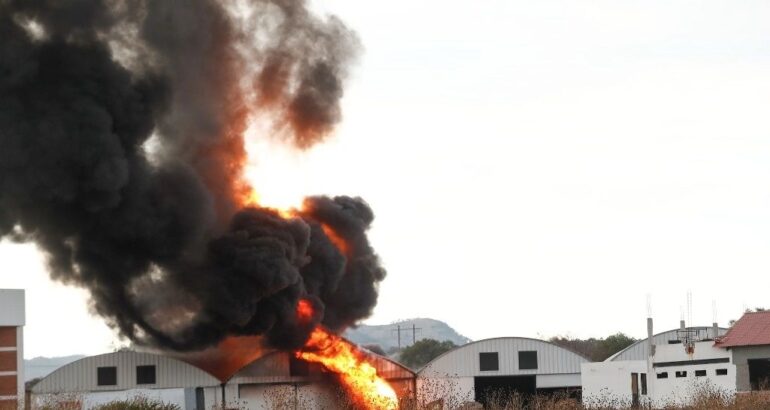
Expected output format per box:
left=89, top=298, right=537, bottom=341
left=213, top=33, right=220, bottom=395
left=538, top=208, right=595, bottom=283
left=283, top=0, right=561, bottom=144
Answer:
left=0, top=0, right=382, bottom=358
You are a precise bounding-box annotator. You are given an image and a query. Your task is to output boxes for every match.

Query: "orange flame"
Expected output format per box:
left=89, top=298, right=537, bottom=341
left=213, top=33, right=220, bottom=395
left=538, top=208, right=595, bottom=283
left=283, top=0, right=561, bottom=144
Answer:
left=320, top=223, right=351, bottom=256
left=294, top=301, right=398, bottom=409
left=296, top=299, right=314, bottom=324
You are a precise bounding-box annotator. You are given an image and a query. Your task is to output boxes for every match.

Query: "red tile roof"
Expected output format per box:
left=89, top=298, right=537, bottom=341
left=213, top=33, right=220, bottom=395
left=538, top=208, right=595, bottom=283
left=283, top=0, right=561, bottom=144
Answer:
left=716, top=311, right=770, bottom=348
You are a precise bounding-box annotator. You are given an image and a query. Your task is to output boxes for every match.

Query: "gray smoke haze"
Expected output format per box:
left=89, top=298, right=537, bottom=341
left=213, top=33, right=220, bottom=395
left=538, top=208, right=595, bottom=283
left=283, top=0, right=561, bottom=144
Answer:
left=0, top=0, right=383, bottom=358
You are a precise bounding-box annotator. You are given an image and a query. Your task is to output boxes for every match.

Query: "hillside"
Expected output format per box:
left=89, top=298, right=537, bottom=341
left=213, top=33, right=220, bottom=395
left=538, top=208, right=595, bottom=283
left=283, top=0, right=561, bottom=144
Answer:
left=25, top=355, right=85, bottom=381
left=344, top=318, right=471, bottom=352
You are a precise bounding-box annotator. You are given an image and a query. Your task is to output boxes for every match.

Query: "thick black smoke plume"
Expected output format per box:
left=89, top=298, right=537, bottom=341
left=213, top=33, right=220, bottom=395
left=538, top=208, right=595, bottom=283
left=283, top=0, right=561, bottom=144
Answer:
left=0, top=0, right=383, bottom=355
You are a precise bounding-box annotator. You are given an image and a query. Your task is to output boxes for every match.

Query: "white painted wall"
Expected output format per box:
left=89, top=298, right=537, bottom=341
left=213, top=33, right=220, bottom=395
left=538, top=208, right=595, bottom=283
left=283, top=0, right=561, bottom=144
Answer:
left=581, top=360, right=648, bottom=408
left=416, top=377, right=474, bottom=409
left=654, top=341, right=728, bottom=363
left=536, top=373, right=580, bottom=389
left=650, top=363, right=735, bottom=407
left=33, top=388, right=190, bottom=410
left=237, top=383, right=339, bottom=410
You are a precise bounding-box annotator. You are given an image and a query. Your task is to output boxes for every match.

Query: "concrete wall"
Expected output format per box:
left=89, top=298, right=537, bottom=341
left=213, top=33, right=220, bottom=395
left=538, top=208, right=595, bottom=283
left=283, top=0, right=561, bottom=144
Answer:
left=33, top=388, right=191, bottom=410
left=238, top=384, right=340, bottom=410
left=650, top=362, right=735, bottom=407
left=582, top=360, right=648, bottom=408
left=416, top=376, right=474, bottom=409
left=731, top=345, right=770, bottom=392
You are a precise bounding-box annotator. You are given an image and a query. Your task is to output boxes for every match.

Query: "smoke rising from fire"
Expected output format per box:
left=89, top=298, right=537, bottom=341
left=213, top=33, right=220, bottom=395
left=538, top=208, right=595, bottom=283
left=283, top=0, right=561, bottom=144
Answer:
left=0, top=0, right=383, bottom=356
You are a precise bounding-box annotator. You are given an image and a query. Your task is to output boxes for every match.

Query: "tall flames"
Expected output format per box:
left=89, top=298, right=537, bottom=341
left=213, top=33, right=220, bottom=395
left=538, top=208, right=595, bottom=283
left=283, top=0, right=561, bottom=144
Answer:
left=295, top=300, right=399, bottom=410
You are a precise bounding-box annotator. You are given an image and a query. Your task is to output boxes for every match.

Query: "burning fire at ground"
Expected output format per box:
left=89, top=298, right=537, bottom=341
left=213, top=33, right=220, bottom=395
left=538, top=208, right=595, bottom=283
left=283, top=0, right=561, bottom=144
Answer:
left=296, top=298, right=398, bottom=410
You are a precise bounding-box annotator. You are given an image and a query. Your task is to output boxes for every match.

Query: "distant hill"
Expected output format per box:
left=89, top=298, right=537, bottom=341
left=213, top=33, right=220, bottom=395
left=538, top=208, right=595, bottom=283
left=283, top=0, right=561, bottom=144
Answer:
left=344, top=318, right=471, bottom=352
left=25, top=355, right=85, bottom=381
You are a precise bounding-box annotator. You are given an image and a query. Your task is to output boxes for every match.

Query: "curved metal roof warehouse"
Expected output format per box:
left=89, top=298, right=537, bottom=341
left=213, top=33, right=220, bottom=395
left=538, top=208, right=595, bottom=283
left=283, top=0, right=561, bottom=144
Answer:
left=30, top=351, right=221, bottom=410
left=417, top=337, right=587, bottom=407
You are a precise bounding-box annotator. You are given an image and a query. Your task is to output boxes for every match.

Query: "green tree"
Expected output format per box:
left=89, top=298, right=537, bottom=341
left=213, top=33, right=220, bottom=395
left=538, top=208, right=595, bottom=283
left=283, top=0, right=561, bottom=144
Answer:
left=598, top=333, right=637, bottom=360
left=549, top=332, right=637, bottom=362
left=398, top=339, right=457, bottom=370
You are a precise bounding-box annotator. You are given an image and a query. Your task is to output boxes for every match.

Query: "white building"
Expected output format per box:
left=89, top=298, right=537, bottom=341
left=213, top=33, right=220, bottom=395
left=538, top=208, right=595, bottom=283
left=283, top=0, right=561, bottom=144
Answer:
left=0, top=289, right=24, bottom=410
left=607, top=325, right=727, bottom=362
left=226, top=350, right=416, bottom=409
left=30, top=351, right=222, bottom=410
left=417, top=337, right=586, bottom=408
left=582, top=319, right=735, bottom=408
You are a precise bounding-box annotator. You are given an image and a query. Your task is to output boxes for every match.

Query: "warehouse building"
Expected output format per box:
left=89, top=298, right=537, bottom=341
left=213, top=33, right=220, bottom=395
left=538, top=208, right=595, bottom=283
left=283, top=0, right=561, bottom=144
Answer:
left=715, top=310, right=770, bottom=392
left=582, top=319, right=735, bottom=408
left=30, top=351, right=221, bottom=410
left=225, top=350, right=416, bottom=409
left=0, top=289, right=25, bottom=410
left=417, top=337, right=587, bottom=408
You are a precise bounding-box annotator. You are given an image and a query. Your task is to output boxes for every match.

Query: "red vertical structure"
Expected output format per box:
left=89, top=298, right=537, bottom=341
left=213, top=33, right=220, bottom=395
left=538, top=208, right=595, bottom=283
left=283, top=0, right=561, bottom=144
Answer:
left=0, top=290, right=24, bottom=410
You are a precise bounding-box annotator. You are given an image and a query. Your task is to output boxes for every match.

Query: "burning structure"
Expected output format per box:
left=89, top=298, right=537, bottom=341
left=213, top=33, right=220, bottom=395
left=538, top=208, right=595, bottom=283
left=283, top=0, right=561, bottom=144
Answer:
left=0, top=0, right=401, bottom=407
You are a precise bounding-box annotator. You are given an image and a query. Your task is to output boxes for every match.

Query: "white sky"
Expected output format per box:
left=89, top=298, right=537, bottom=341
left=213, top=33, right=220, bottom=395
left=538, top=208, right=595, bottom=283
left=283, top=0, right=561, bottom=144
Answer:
left=4, top=0, right=770, bottom=358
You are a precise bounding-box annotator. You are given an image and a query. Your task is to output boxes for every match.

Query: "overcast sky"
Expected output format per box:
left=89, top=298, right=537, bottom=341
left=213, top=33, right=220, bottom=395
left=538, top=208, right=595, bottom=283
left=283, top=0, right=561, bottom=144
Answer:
left=5, top=0, right=770, bottom=358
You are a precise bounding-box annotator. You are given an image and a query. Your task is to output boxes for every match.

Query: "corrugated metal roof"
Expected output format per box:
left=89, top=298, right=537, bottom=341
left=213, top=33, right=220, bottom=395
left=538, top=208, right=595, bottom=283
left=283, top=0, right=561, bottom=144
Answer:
left=418, top=337, right=587, bottom=377
left=606, top=326, right=728, bottom=361
left=32, top=351, right=221, bottom=393
left=716, top=311, right=770, bottom=348
left=228, top=350, right=415, bottom=385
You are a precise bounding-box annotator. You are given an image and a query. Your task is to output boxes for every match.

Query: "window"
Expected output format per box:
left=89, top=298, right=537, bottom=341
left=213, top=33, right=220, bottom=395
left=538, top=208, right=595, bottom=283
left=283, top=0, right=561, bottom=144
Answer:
left=695, top=370, right=707, bottom=377
left=641, top=373, right=647, bottom=395
left=479, top=352, right=499, bottom=371
left=137, top=365, right=156, bottom=384
left=97, top=366, right=117, bottom=386
left=518, top=351, right=538, bottom=370
left=675, top=371, right=687, bottom=378
left=657, top=372, right=668, bottom=379
left=716, top=369, right=728, bottom=376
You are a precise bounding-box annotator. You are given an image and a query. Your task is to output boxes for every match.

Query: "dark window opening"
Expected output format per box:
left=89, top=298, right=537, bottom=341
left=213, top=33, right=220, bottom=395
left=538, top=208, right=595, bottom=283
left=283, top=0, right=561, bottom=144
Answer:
left=289, top=356, right=310, bottom=377
left=479, top=352, right=499, bottom=371
left=518, top=351, right=538, bottom=370
left=748, top=358, right=770, bottom=390
left=195, top=388, right=205, bottom=410
left=716, top=369, right=728, bottom=376
left=641, top=373, right=647, bottom=395
left=675, top=371, right=687, bottom=378
left=474, top=375, right=536, bottom=407
left=137, top=365, right=156, bottom=384
left=695, top=370, right=707, bottom=377
left=97, top=366, right=117, bottom=386
left=657, top=372, right=668, bottom=379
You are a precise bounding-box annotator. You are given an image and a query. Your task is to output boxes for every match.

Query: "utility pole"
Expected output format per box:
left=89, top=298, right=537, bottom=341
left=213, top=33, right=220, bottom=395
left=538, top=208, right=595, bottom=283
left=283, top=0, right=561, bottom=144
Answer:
left=393, top=323, right=423, bottom=348
left=392, top=325, right=402, bottom=349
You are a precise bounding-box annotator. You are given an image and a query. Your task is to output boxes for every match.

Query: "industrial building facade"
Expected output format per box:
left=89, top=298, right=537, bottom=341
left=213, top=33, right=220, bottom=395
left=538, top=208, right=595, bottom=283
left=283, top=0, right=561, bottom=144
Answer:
left=30, top=351, right=222, bottom=410
left=418, top=337, right=586, bottom=407
left=0, top=289, right=24, bottom=410
left=583, top=319, right=736, bottom=408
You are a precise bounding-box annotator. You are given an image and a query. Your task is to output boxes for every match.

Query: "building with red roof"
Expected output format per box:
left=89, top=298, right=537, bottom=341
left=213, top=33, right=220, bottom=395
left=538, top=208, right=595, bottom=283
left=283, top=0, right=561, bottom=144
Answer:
left=716, top=311, right=770, bottom=391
